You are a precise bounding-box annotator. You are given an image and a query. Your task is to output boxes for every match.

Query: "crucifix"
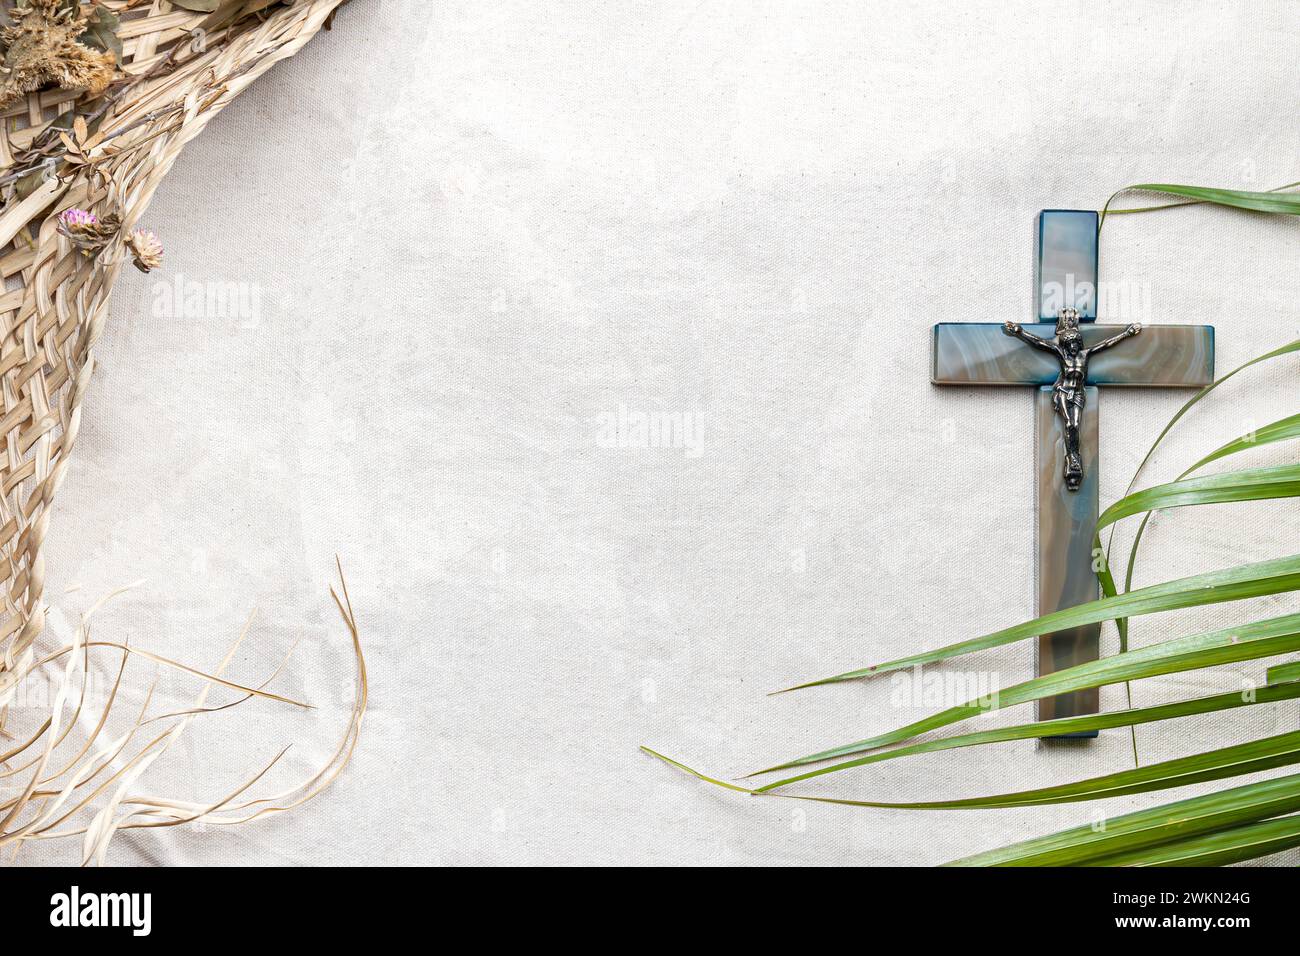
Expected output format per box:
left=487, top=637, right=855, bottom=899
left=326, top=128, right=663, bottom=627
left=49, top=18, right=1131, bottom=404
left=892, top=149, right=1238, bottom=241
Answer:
left=931, top=210, right=1215, bottom=734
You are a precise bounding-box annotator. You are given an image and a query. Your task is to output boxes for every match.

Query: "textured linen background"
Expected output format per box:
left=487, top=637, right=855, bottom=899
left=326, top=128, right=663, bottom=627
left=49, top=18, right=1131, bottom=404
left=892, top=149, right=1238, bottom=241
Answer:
left=24, top=0, right=1300, bottom=865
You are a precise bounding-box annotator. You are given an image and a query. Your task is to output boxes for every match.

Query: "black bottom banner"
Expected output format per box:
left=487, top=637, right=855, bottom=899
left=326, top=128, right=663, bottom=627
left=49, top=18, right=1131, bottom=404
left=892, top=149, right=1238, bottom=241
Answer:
left=1, top=864, right=1281, bottom=942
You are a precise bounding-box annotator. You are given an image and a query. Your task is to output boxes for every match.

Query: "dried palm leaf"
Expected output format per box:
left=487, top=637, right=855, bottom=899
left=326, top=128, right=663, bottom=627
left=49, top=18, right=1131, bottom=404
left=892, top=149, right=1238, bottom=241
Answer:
left=0, top=1, right=363, bottom=864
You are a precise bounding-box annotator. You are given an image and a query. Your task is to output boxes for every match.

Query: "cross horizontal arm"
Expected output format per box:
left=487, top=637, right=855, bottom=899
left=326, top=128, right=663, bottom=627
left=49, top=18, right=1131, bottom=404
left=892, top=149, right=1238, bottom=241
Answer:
left=932, top=323, right=1214, bottom=387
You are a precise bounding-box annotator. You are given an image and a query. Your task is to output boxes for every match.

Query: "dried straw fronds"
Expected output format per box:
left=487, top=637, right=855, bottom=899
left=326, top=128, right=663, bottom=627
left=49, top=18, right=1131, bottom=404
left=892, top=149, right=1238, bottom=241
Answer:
left=0, top=0, right=361, bottom=863
left=1, top=563, right=366, bottom=865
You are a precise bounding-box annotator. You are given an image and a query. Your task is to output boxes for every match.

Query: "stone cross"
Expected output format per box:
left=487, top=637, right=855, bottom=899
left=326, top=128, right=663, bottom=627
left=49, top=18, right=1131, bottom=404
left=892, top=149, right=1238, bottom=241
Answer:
left=930, top=210, right=1215, bottom=734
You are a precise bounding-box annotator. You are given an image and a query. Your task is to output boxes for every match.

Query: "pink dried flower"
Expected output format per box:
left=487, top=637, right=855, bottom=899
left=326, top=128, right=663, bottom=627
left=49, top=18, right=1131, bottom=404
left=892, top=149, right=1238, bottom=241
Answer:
left=59, top=208, right=97, bottom=228
left=56, top=206, right=118, bottom=256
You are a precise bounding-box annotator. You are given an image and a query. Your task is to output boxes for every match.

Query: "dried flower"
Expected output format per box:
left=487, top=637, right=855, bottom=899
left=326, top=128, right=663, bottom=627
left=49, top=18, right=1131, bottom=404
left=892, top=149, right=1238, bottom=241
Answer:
left=59, top=207, right=96, bottom=228
left=126, top=228, right=163, bottom=273
left=0, top=0, right=118, bottom=111
left=56, top=206, right=119, bottom=256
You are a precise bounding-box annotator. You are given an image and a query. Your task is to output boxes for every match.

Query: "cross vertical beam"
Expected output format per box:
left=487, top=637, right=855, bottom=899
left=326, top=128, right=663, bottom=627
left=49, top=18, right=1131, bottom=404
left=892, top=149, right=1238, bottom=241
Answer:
left=1036, top=384, right=1099, bottom=724
left=930, top=210, right=1215, bottom=735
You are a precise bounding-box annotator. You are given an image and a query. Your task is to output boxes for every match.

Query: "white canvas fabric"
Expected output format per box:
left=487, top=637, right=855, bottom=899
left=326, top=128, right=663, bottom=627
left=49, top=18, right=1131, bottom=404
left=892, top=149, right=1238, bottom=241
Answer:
left=26, top=0, right=1300, bottom=865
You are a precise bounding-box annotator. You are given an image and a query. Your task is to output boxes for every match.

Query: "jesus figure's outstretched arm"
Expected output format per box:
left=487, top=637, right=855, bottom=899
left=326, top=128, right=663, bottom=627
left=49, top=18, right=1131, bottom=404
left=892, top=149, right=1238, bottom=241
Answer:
left=1001, top=321, right=1061, bottom=354
left=1087, top=323, right=1143, bottom=355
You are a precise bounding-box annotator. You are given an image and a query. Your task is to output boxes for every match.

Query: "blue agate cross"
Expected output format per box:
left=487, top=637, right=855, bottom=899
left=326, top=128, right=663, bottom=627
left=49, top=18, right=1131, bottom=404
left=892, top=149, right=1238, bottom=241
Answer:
left=930, top=210, right=1216, bottom=733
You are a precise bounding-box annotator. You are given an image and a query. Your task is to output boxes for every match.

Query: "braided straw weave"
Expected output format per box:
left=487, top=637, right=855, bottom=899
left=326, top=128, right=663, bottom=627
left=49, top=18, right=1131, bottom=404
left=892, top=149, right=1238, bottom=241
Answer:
left=0, top=0, right=359, bottom=863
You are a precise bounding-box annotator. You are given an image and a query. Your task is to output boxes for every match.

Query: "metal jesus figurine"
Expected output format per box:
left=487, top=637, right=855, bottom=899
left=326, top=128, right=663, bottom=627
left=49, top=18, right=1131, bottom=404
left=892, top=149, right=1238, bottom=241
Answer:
left=1002, top=307, right=1142, bottom=491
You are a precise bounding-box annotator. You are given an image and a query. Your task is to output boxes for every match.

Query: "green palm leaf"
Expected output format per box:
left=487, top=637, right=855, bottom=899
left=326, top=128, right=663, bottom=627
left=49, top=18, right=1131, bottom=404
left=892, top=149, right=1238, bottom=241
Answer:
left=1102, top=183, right=1300, bottom=225
left=754, top=680, right=1300, bottom=793
left=776, top=553, right=1300, bottom=694
left=784, top=731, right=1300, bottom=810
left=1096, top=462, right=1300, bottom=529
left=1098, top=403, right=1300, bottom=652
left=948, top=772, right=1300, bottom=866
left=1267, top=661, right=1300, bottom=684
left=1087, top=814, right=1300, bottom=867
left=756, top=612, right=1300, bottom=774
left=650, top=733, right=1300, bottom=816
